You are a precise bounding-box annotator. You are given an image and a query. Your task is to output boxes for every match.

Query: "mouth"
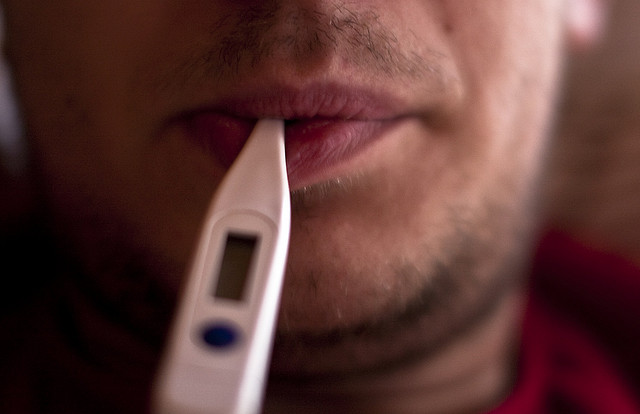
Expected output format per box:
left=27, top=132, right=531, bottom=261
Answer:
left=282, top=117, right=395, bottom=187
left=174, top=84, right=407, bottom=189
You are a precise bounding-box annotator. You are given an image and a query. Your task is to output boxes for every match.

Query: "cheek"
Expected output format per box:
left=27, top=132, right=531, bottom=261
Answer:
left=443, top=1, right=564, bottom=164
left=4, top=3, right=226, bottom=272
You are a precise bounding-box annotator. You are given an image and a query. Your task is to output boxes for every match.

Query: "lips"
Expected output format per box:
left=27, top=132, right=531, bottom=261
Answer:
left=282, top=118, right=393, bottom=186
left=177, top=85, right=405, bottom=189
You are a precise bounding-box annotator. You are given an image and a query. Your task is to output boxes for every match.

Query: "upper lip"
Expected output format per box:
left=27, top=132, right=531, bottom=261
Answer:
left=174, top=82, right=410, bottom=122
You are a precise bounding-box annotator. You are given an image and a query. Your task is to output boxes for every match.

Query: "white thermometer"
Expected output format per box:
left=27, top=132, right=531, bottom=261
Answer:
left=154, top=119, right=290, bottom=414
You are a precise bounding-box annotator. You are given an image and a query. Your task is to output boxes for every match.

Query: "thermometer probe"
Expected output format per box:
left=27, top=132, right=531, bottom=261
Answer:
left=154, top=119, right=290, bottom=414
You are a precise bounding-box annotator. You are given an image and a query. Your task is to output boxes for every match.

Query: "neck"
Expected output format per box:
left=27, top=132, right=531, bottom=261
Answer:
left=263, top=292, right=523, bottom=414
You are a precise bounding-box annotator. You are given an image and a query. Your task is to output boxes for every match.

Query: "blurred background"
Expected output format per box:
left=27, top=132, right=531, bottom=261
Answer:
left=544, top=0, right=640, bottom=262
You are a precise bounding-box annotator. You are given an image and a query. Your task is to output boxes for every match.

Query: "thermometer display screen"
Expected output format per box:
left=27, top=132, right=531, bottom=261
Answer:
left=213, top=233, right=259, bottom=301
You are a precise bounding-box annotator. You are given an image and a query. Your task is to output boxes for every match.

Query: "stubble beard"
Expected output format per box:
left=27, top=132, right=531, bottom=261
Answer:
left=28, top=0, right=543, bottom=382
left=42, top=170, right=536, bottom=380
left=268, top=178, right=537, bottom=379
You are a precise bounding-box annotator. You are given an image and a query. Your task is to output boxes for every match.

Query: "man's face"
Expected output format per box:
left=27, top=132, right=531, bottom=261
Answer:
left=3, top=1, right=566, bottom=375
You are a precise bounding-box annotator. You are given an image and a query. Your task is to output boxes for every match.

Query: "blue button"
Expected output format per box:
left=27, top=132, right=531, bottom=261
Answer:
left=201, top=323, right=239, bottom=349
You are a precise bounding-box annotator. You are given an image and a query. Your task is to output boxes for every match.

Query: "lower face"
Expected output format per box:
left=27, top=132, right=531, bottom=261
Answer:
left=4, top=1, right=564, bottom=376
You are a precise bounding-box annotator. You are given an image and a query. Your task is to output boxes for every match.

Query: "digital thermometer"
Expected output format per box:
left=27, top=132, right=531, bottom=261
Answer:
left=154, top=119, right=290, bottom=414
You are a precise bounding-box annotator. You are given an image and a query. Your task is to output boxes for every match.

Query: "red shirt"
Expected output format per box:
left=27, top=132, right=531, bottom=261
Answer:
left=492, top=231, right=640, bottom=413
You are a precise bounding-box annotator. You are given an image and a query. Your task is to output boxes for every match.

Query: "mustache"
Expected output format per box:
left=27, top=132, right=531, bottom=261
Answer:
left=157, top=2, right=443, bottom=90
left=215, top=2, right=430, bottom=77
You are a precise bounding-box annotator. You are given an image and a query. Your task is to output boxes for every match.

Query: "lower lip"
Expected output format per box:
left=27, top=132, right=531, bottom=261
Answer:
left=185, top=113, right=394, bottom=188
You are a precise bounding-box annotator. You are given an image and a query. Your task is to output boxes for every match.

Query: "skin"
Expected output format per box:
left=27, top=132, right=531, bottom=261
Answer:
left=1, top=1, right=604, bottom=413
